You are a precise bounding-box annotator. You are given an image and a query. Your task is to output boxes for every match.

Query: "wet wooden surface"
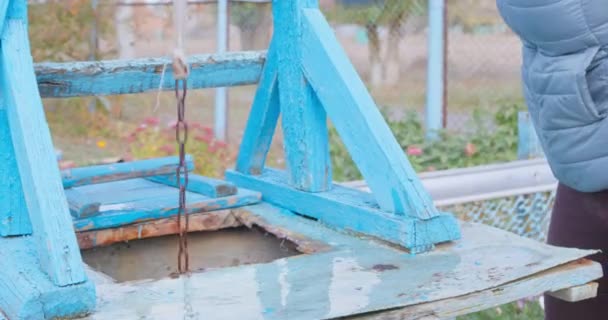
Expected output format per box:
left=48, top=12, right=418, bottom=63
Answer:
left=80, top=203, right=601, bottom=320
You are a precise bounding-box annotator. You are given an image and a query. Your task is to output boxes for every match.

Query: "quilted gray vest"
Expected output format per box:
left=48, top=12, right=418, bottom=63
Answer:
left=497, top=0, right=608, bottom=192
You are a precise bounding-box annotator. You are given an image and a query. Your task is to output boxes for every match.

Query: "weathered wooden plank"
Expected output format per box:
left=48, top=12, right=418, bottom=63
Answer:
left=35, top=51, right=266, bottom=98
left=77, top=210, right=241, bottom=249
left=235, top=42, right=280, bottom=175
left=226, top=169, right=460, bottom=252
left=146, top=173, right=237, bottom=198
left=73, top=185, right=261, bottom=232
left=548, top=282, right=599, bottom=303
left=352, top=260, right=602, bottom=320
left=301, top=9, right=442, bottom=221
left=61, top=156, right=193, bottom=189
left=0, top=105, right=32, bottom=236
left=0, top=236, right=95, bottom=320
left=84, top=205, right=600, bottom=320
left=65, top=188, right=102, bottom=218
left=0, top=0, right=31, bottom=237
left=273, top=0, right=332, bottom=192
left=1, top=11, right=87, bottom=286
left=72, top=178, right=187, bottom=205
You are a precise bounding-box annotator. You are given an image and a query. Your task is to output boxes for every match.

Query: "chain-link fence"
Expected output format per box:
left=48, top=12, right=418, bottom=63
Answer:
left=30, top=0, right=527, bottom=131
left=445, top=0, right=523, bottom=132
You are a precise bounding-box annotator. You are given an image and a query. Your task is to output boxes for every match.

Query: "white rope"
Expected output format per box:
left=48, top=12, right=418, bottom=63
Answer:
left=172, top=0, right=189, bottom=79
left=153, top=62, right=168, bottom=113
left=152, top=0, right=188, bottom=113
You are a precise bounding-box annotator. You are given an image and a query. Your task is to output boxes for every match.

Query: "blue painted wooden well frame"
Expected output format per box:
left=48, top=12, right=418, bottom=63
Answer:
left=0, top=0, right=460, bottom=318
left=226, top=1, right=460, bottom=252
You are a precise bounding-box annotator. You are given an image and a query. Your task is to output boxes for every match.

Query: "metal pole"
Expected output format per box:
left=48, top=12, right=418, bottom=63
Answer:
left=88, top=0, right=100, bottom=114
left=442, top=0, right=448, bottom=129
left=214, top=0, right=229, bottom=141
left=425, top=0, right=445, bottom=141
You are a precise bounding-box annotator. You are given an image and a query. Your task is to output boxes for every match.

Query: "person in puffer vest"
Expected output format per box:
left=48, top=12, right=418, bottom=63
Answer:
left=497, top=1, right=608, bottom=319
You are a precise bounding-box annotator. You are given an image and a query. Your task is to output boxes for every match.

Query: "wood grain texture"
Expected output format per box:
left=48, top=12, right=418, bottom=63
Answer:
left=35, top=51, right=266, bottom=97
left=352, top=260, right=601, bottom=319
left=61, top=156, right=193, bottom=189
left=301, top=9, right=440, bottom=220
left=0, top=0, right=31, bottom=237
left=226, top=169, right=460, bottom=252
left=0, top=236, right=95, bottom=320
left=235, top=41, right=280, bottom=175
left=1, top=15, right=87, bottom=286
left=273, top=0, right=332, bottom=192
left=81, top=204, right=600, bottom=320
left=146, top=173, right=237, bottom=198
left=0, top=107, right=31, bottom=236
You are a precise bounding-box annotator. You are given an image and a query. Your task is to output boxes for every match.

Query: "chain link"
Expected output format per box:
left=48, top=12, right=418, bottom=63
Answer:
left=175, top=78, right=189, bottom=274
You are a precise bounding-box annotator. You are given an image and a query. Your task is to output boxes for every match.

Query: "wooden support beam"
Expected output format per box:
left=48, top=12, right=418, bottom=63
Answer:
left=226, top=169, right=460, bottom=252
left=0, top=105, right=32, bottom=236
left=146, top=173, right=237, bottom=198
left=273, top=0, right=332, bottom=192
left=1, top=9, right=87, bottom=285
left=235, top=42, right=280, bottom=175
left=301, top=9, right=441, bottom=220
left=61, top=156, right=194, bottom=189
left=34, top=51, right=266, bottom=98
left=548, top=282, right=599, bottom=302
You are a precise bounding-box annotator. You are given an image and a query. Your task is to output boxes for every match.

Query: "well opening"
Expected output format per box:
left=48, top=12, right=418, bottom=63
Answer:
left=82, top=226, right=301, bottom=282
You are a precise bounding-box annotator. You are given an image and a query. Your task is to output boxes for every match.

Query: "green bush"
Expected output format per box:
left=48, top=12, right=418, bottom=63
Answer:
left=330, top=102, right=525, bottom=181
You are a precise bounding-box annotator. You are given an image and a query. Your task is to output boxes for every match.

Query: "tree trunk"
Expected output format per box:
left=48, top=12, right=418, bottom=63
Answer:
left=114, top=1, right=136, bottom=59
left=383, top=14, right=404, bottom=87
left=366, top=23, right=382, bottom=88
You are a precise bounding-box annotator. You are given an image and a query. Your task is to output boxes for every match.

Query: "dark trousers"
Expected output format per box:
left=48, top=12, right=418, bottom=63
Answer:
left=544, top=184, right=608, bottom=320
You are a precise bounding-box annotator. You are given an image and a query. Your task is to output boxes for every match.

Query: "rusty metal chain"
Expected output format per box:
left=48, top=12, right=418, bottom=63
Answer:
left=175, top=78, right=189, bottom=274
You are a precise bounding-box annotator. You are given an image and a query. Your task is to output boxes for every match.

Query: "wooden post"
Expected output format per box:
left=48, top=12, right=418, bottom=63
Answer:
left=272, top=0, right=332, bottom=193
left=0, top=98, right=32, bottom=236
left=1, top=0, right=87, bottom=286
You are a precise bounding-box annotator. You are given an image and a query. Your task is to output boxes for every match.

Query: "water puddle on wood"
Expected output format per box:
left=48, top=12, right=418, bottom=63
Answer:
left=82, top=227, right=300, bottom=282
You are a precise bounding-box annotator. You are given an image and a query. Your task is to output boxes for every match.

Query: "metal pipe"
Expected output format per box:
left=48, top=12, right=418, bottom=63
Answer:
left=341, top=159, right=557, bottom=206
left=215, top=0, right=229, bottom=142
left=425, top=0, right=445, bottom=140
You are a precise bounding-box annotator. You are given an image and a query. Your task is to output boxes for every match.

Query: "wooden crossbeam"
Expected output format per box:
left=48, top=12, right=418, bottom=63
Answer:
left=61, top=156, right=194, bottom=189
left=1, top=7, right=86, bottom=286
left=226, top=169, right=460, bottom=252
left=72, top=186, right=261, bottom=232
left=34, top=51, right=265, bottom=98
